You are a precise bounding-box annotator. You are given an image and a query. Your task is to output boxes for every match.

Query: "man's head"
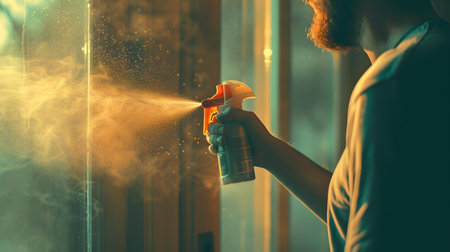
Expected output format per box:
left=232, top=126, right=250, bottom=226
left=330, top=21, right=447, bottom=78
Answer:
left=304, top=0, right=438, bottom=52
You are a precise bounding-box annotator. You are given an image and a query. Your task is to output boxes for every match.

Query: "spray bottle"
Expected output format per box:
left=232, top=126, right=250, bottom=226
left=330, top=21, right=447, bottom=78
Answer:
left=202, top=80, right=256, bottom=185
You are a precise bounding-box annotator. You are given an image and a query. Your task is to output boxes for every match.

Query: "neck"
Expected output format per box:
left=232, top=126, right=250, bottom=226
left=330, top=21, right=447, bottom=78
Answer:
left=360, top=13, right=439, bottom=63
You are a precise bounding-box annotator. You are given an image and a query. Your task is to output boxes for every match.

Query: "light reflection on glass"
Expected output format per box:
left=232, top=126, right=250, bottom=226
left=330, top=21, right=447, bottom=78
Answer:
left=0, top=11, right=11, bottom=51
left=0, top=0, right=25, bottom=18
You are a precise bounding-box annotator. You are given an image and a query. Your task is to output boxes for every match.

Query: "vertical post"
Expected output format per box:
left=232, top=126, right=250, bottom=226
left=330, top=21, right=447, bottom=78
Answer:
left=274, top=0, right=291, bottom=250
left=178, top=0, right=220, bottom=251
left=85, top=0, right=94, bottom=250
left=178, top=0, right=196, bottom=250
left=253, top=0, right=272, bottom=251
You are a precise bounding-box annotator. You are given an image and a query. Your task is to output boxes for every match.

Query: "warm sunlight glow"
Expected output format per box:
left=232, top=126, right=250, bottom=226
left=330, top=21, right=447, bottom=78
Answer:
left=0, top=12, right=10, bottom=51
left=0, top=56, right=201, bottom=183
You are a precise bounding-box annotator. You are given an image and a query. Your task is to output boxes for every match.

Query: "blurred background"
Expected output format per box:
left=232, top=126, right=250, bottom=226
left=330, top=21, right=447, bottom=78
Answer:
left=0, top=0, right=448, bottom=251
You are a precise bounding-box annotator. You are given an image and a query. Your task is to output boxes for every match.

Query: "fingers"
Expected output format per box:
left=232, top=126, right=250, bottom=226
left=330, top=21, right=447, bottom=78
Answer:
left=206, top=123, right=225, bottom=156
left=206, top=134, right=226, bottom=146
left=208, top=123, right=225, bottom=135
left=208, top=144, right=218, bottom=155
left=206, top=107, right=257, bottom=157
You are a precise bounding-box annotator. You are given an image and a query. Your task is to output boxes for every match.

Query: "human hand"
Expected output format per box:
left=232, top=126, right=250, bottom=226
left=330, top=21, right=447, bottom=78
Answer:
left=206, top=107, right=276, bottom=167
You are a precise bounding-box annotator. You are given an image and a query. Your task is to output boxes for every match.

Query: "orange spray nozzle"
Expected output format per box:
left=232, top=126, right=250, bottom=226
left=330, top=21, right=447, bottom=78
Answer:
left=201, top=98, right=223, bottom=134
left=201, top=98, right=224, bottom=108
left=202, top=81, right=255, bottom=135
left=201, top=84, right=227, bottom=135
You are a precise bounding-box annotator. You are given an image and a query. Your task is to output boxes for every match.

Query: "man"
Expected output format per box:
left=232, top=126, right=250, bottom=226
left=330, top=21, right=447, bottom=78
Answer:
left=207, top=0, right=450, bottom=251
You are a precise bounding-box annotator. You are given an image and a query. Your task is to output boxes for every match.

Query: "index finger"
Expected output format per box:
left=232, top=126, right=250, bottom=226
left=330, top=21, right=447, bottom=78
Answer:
left=208, top=123, right=225, bottom=135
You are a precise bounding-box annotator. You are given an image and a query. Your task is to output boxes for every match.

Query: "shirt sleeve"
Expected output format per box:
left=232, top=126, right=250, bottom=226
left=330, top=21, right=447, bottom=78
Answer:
left=343, top=79, right=450, bottom=251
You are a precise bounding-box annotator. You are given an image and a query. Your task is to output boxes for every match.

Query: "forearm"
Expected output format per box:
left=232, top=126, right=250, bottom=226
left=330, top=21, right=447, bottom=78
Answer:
left=263, top=137, right=332, bottom=223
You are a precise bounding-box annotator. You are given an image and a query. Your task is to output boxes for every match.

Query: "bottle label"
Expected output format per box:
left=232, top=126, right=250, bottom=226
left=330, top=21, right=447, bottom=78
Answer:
left=218, top=122, right=255, bottom=184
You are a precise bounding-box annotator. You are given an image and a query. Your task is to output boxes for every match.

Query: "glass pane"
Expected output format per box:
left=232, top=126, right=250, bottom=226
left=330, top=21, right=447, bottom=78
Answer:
left=220, top=0, right=273, bottom=251
left=288, top=1, right=333, bottom=251
left=1, top=0, right=219, bottom=250
left=0, top=0, right=89, bottom=251
left=220, top=0, right=257, bottom=250
left=90, top=0, right=219, bottom=251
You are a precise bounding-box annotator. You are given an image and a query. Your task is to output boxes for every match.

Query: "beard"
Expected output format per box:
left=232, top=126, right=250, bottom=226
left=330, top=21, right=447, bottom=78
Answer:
left=306, top=0, right=361, bottom=52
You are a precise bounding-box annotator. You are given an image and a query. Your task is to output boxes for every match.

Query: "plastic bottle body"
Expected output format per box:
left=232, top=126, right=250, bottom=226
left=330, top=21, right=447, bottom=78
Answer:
left=217, top=121, right=255, bottom=185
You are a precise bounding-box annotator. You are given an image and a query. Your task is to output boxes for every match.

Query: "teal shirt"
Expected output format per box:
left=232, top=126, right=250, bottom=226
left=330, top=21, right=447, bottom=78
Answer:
left=328, top=19, right=450, bottom=251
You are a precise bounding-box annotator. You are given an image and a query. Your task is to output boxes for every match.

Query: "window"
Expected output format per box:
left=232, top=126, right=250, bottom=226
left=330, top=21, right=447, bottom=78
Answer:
left=0, top=0, right=372, bottom=251
left=0, top=0, right=220, bottom=251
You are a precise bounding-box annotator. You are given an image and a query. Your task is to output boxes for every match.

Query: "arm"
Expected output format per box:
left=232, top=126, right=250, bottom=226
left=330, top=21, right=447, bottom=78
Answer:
left=265, top=137, right=332, bottom=222
left=207, top=107, right=332, bottom=222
